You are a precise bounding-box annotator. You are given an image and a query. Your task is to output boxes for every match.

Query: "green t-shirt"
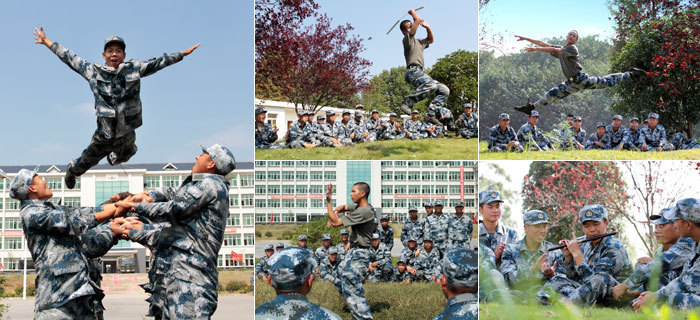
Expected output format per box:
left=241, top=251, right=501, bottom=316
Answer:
left=550, top=44, right=582, bottom=79
left=341, top=204, right=376, bottom=248
left=403, top=32, right=430, bottom=68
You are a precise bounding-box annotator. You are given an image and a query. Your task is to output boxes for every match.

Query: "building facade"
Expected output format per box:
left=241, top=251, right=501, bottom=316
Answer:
left=254, top=160, right=478, bottom=223
left=0, top=162, right=255, bottom=273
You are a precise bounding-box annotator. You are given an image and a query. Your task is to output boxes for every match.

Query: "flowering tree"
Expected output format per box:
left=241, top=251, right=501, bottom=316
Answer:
left=255, top=0, right=372, bottom=113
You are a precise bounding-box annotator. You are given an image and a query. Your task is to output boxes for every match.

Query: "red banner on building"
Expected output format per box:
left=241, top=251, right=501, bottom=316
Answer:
left=0, top=231, right=24, bottom=237
left=393, top=194, right=446, bottom=199
left=224, top=226, right=237, bottom=234
left=460, top=166, right=465, bottom=203
left=231, top=251, right=243, bottom=262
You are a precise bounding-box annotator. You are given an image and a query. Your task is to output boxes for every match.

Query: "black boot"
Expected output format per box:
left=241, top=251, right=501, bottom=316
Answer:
left=629, top=67, right=647, bottom=78
left=514, top=101, right=536, bottom=115
left=399, top=104, right=412, bottom=115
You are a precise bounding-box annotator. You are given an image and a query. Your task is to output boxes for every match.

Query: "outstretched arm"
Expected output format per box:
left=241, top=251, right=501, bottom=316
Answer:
left=139, top=43, right=198, bottom=78
left=33, top=26, right=53, bottom=48
left=421, top=21, right=434, bottom=44
left=515, top=35, right=551, bottom=47
left=408, top=9, right=421, bottom=35
left=35, top=26, right=93, bottom=79
left=326, top=183, right=345, bottom=227
left=524, top=46, right=562, bottom=53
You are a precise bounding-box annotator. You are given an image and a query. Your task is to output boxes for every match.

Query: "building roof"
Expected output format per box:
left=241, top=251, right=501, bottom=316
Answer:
left=0, top=162, right=254, bottom=174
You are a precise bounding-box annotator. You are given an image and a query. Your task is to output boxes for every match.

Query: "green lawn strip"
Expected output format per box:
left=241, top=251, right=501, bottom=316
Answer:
left=478, top=142, right=700, bottom=160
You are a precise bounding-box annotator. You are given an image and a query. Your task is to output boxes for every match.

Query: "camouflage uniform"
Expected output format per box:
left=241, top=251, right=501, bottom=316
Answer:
left=49, top=41, right=184, bottom=177
left=391, top=267, right=413, bottom=283
left=672, top=132, right=700, bottom=150
left=559, top=121, right=586, bottom=150
left=256, top=245, right=275, bottom=278
left=352, top=114, right=371, bottom=142
left=421, top=121, right=443, bottom=138
left=448, top=204, right=472, bottom=249
left=478, top=223, right=519, bottom=266
left=456, top=111, right=478, bottom=138
left=623, top=238, right=694, bottom=292
left=255, top=247, right=342, bottom=320
left=366, top=112, right=384, bottom=141
left=404, top=117, right=427, bottom=140
left=78, top=217, right=116, bottom=320
left=400, top=242, right=420, bottom=268
left=338, top=119, right=357, bottom=145
left=255, top=107, right=279, bottom=149
left=376, top=216, right=394, bottom=251
left=414, top=240, right=442, bottom=281
left=479, top=243, right=505, bottom=302
left=517, top=117, right=553, bottom=151
left=382, top=117, right=406, bottom=140
left=606, top=123, right=626, bottom=149
left=319, top=247, right=342, bottom=283
left=368, top=235, right=392, bottom=282
left=536, top=205, right=633, bottom=306
left=401, top=206, right=424, bottom=247
left=431, top=248, right=478, bottom=320
left=425, top=208, right=450, bottom=255
left=585, top=123, right=612, bottom=150
left=336, top=229, right=350, bottom=261
left=315, top=234, right=332, bottom=266
left=488, top=115, right=522, bottom=152
left=640, top=113, right=674, bottom=151
left=128, top=221, right=172, bottom=319
left=287, top=120, right=315, bottom=148
left=402, top=31, right=450, bottom=116
left=622, top=120, right=644, bottom=150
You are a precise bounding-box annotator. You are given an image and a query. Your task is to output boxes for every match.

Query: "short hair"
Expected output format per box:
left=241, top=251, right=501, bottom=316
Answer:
left=570, top=30, right=579, bottom=38
left=566, top=114, right=574, bottom=118
left=399, top=20, right=411, bottom=32
left=353, top=182, right=370, bottom=199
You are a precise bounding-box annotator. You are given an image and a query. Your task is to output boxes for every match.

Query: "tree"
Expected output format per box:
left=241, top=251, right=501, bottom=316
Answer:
left=293, top=216, right=342, bottom=251
left=522, top=161, right=629, bottom=243
left=255, top=0, right=372, bottom=113
left=609, top=2, right=700, bottom=136
left=429, top=50, right=479, bottom=116
left=359, top=66, right=413, bottom=114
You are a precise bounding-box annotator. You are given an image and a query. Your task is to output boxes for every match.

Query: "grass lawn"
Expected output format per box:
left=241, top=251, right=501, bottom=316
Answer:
left=255, top=224, right=298, bottom=240
left=218, top=269, right=254, bottom=286
left=480, top=302, right=699, bottom=320
left=478, top=141, right=700, bottom=160
left=256, top=136, right=478, bottom=160
left=256, top=279, right=445, bottom=319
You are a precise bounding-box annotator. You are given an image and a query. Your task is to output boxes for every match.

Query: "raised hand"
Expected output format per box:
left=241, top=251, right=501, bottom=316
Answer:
left=514, top=35, right=528, bottom=41
left=33, top=26, right=53, bottom=47
left=183, top=43, right=201, bottom=56
left=325, top=183, right=333, bottom=203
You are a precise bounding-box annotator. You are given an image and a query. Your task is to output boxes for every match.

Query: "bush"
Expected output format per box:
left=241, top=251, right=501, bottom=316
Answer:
left=255, top=230, right=262, bottom=238
left=281, top=231, right=295, bottom=240
left=226, top=281, right=246, bottom=292
left=265, top=231, right=273, bottom=237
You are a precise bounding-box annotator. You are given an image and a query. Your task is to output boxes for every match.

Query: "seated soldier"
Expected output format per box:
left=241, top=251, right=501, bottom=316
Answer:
left=368, top=233, right=392, bottom=282
left=286, top=110, right=317, bottom=148
left=401, top=237, right=421, bottom=268
left=319, top=247, right=342, bottom=283
left=337, top=110, right=357, bottom=146
left=422, top=120, right=442, bottom=138
left=405, top=110, right=427, bottom=140
left=672, top=132, right=700, bottom=150
left=622, top=117, right=644, bottom=150
left=319, top=110, right=347, bottom=147
left=256, top=244, right=275, bottom=279
left=585, top=122, right=611, bottom=150
left=255, top=107, right=280, bottom=149
left=640, top=112, right=674, bottom=151
left=517, top=111, right=554, bottom=151
left=366, top=110, right=384, bottom=141
left=456, top=103, right=478, bottom=139
left=414, top=237, right=441, bottom=282
left=382, top=113, right=406, bottom=140
left=392, top=258, right=413, bottom=284
left=559, top=116, right=586, bottom=150
left=488, top=113, right=523, bottom=152
left=314, top=233, right=333, bottom=266
left=352, top=111, right=371, bottom=143
left=607, top=115, right=626, bottom=150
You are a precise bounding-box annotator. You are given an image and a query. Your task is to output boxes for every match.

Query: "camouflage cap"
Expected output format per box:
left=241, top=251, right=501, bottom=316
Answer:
left=355, top=104, right=364, bottom=109
left=9, top=168, right=38, bottom=200
left=389, top=112, right=397, bottom=117
left=372, top=233, right=380, bottom=240
left=523, top=210, right=550, bottom=225
left=644, top=118, right=649, bottom=123
left=342, top=110, right=351, bottom=115
left=464, top=103, right=473, bottom=109
left=297, top=110, right=305, bottom=117
left=328, top=246, right=338, bottom=255
left=326, top=110, right=336, bottom=117
left=441, top=248, right=478, bottom=288
left=408, top=205, right=418, bottom=212
left=371, top=109, right=379, bottom=114
left=276, top=242, right=285, bottom=248
left=612, top=115, right=623, bottom=121
left=104, top=36, right=126, bottom=50
left=321, top=233, right=331, bottom=241
left=411, top=110, right=419, bottom=114
left=201, top=144, right=236, bottom=176
left=298, top=235, right=308, bottom=241
left=455, top=201, right=464, bottom=207
left=424, top=201, right=433, bottom=207
left=650, top=208, right=674, bottom=225
left=340, top=229, right=349, bottom=235
left=397, top=257, right=407, bottom=264
left=434, top=200, right=444, bottom=207
left=498, top=113, right=510, bottom=120
left=670, top=198, right=700, bottom=223
left=529, top=111, right=540, bottom=117
left=578, top=204, right=608, bottom=223
left=255, top=107, right=267, bottom=115
left=629, top=117, right=640, bottom=123
left=479, top=190, right=502, bottom=205
left=648, top=112, right=659, bottom=119
left=267, top=247, right=315, bottom=290
left=407, top=236, right=417, bottom=243
left=380, top=215, right=390, bottom=221
left=264, top=244, right=274, bottom=251
left=573, top=116, right=582, bottom=122
left=596, top=122, right=606, bottom=128
left=354, top=111, right=363, bottom=117
left=317, top=115, right=325, bottom=120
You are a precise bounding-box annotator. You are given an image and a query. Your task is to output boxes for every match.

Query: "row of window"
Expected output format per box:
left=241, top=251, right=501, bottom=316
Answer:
left=381, top=161, right=476, bottom=167
left=381, top=171, right=475, bottom=181
left=254, top=161, right=336, bottom=167
left=255, top=198, right=337, bottom=208
left=255, top=171, right=336, bottom=181
left=222, top=233, right=255, bottom=246
left=217, top=253, right=255, bottom=268
left=254, top=185, right=336, bottom=195
left=0, top=177, right=80, bottom=191
left=380, top=185, right=476, bottom=195
left=380, top=198, right=476, bottom=208
left=144, top=173, right=255, bottom=189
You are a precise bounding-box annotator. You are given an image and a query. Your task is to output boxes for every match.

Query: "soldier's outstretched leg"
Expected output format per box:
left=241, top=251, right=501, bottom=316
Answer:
left=534, top=71, right=630, bottom=108
left=107, top=132, right=138, bottom=166
left=35, top=295, right=98, bottom=320
left=164, top=277, right=218, bottom=320
left=402, top=66, right=449, bottom=116
left=65, top=131, right=114, bottom=189
left=334, top=248, right=373, bottom=320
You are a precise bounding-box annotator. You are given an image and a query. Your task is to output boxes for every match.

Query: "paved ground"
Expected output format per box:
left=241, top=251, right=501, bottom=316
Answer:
left=0, top=294, right=253, bottom=320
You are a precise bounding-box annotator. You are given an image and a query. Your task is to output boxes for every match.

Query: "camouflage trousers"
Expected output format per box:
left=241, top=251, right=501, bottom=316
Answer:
left=333, top=247, right=374, bottom=320
left=491, top=145, right=524, bottom=152
left=480, top=269, right=506, bottom=302
left=459, top=128, right=478, bottom=139
left=426, top=126, right=444, bottom=138
left=536, top=273, right=619, bottom=306
left=317, top=136, right=339, bottom=147
left=367, top=264, right=393, bottom=283
left=534, top=71, right=630, bottom=107
left=524, top=141, right=550, bottom=151
left=642, top=143, right=675, bottom=152
left=163, top=278, right=218, bottom=320
left=69, top=130, right=137, bottom=176
left=404, top=66, right=450, bottom=110
left=383, top=131, right=405, bottom=140
left=288, top=139, right=312, bottom=149
left=36, top=295, right=98, bottom=320
left=406, top=131, right=428, bottom=140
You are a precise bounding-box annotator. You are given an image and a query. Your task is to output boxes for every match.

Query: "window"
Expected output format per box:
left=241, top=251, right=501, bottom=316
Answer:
left=394, top=185, right=407, bottom=194
left=435, top=185, right=448, bottom=194
left=465, top=199, right=476, bottom=207
left=449, top=161, right=461, bottom=167
left=245, top=254, right=254, bottom=267
left=422, top=171, right=432, bottom=181
left=324, top=161, right=336, bottom=166
left=283, top=185, right=295, bottom=194
left=408, top=171, right=421, bottom=181
left=229, top=195, right=239, bottom=207
left=241, top=194, right=254, bottom=207
left=5, top=258, right=21, bottom=270
left=263, top=185, right=277, bottom=194
left=394, top=171, right=407, bottom=180
left=255, top=185, right=266, bottom=194
left=408, top=161, right=420, bottom=167
left=409, top=199, right=422, bottom=208
left=450, top=185, right=461, bottom=195
left=282, top=161, right=295, bottom=167
left=145, top=176, right=160, bottom=188
left=381, top=161, right=392, bottom=167
left=268, top=161, right=281, bottom=166
left=6, top=199, right=20, bottom=210
left=268, top=199, right=280, bottom=208
left=0, top=200, right=2, bottom=210
left=163, top=175, right=179, bottom=187
left=450, top=172, right=460, bottom=181
left=310, top=161, right=323, bottom=167
left=296, top=171, right=308, bottom=180
left=311, top=171, right=323, bottom=180
left=296, top=199, right=307, bottom=208
left=227, top=214, right=241, bottom=226
left=282, top=171, right=295, bottom=180
left=255, top=161, right=266, bottom=167
left=224, top=234, right=242, bottom=246
left=381, top=171, right=393, bottom=180
left=395, top=199, right=407, bottom=208
left=229, top=174, right=238, bottom=186
left=311, top=199, right=323, bottom=208
left=268, top=171, right=280, bottom=180
left=5, top=217, right=22, bottom=229
left=298, top=161, right=308, bottom=166
left=283, top=199, right=295, bottom=208
left=296, top=185, right=307, bottom=194
left=381, top=185, right=393, bottom=194
left=255, top=199, right=266, bottom=208
left=324, top=171, right=336, bottom=180
left=465, top=185, right=475, bottom=194
left=5, top=237, right=22, bottom=250
left=255, top=171, right=267, bottom=180
left=382, top=199, right=393, bottom=208
left=422, top=161, right=434, bottom=167
left=244, top=233, right=255, bottom=246
left=240, top=174, right=254, bottom=187
left=394, top=161, right=406, bottom=167
left=409, top=185, right=420, bottom=194
left=46, top=177, right=62, bottom=190
left=463, top=161, right=475, bottom=167
left=450, top=199, right=462, bottom=207
left=465, top=172, right=475, bottom=180
left=95, top=181, right=129, bottom=205
left=309, top=185, right=323, bottom=194
left=436, top=172, right=448, bottom=181
left=422, top=185, right=434, bottom=194
left=243, top=214, right=254, bottom=225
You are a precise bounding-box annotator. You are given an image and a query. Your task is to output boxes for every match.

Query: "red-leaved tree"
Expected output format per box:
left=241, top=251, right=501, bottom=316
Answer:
left=255, top=0, right=371, bottom=113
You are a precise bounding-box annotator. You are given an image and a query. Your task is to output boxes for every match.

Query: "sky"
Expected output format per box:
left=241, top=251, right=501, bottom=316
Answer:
left=480, top=161, right=700, bottom=260
left=316, top=0, right=478, bottom=76
left=0, top=1, right=253, bottom=166
left=480, top=0, right=616, bottom=55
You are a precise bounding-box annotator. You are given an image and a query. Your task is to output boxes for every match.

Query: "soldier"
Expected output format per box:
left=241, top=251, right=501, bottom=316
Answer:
left=276, top=242, right=285, bottom=252
left=517, top=111, right=555, bottom=151
left=422, top=118, right=443, bottom=138
left=325, top=182, right=377, bottom=320
left=536, top=204, right=633, bottom=306
left=401, top=205, right=424, bottom=247
left=421, top=202, right=435, bottom=244
left=432, top=248, right=479, bottom=320
left=297, top=235, right=315, bottom=262
left=382, top=113, right=406, bottom=140
left=255, top=107, right=280, bottom=149
left=366, top=110, right=384, bottom=141
left=33, top=28, right=199, bottom=189
left=117, top=144, right=235, bottom=319
left=498, top=210, right=558, bottom=303
left=612, top=208, right=694, bottom=301
left=488, top=113, right=523, bottom=152
left=456, top=103, right=478, bottom=138
left=478, top=191, right=518, bottom=268
left=449, top=201, right=473, bottom=249
left=622, top=117, right=644, bottom=150
left=336, top=229, right=350, bottom=261
left=632, top=198, right=700, bottom=311
left=405, top=110, right=427, bottom=140
left=428, top=106, right=456, bottom=135
left=320, top=110, right=346, bottom=147
left=414, top=237, right=442, bottom=282
left=368, top=234, right=392, bottom=282
left=640, top=112, right=674, bottom=151
left=643, top=118, right=649, bottom=128
left=426, top=200, right=450, bottom=256
left=401, top=237, right=421, bottom=269
left=607, top=115, right=626, bottom=150
left=672, top=132, right=700, bottom=150
left=8, top=169, right=128, bottom=318
left=315, top=233, right=333, bottom=266
left=255, top=247, right=342, bottom=319
left=396, top=8, right=450, bottom=128
left=352, top=111, right=372, bottom=142
left=392, top=258, right=413, bottom=284
left=256, top=244, right=275, bottom=279
left=338, top=110, right=357, bottom=145
left=287, top=111, right=317, bottom=148
left=319, top=247, right=342, bottom=283
left=355, top=104, right=366, bottom=121
left=479, top=243, right=503, bottom=302
left=311, top=114, right=325, bottom=140
left=377, top=215, right=395, bottom=251
left=560, top=116, right=586, bottom=150
left=514, top=30, right=645, bottom=114
left=586, top=122, right=611, bottom=150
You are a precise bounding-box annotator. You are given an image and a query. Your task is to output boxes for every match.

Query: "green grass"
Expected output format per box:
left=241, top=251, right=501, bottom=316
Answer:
left=256, top=136, right=478, bottom=160
left=480, top=302, right=699, bottom=320
left=255, top=224, right=298, bottom=240
left=478, top=142, right=700, bottom=160
left=256, top=279, right=445, bottom=319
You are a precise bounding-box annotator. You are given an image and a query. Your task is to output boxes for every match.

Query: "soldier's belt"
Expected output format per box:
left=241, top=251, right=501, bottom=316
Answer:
left=547, top=232, right=617, bottom=251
